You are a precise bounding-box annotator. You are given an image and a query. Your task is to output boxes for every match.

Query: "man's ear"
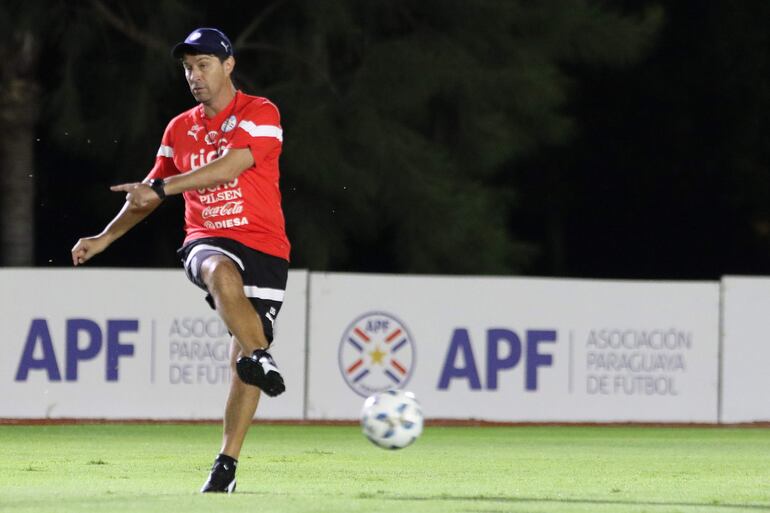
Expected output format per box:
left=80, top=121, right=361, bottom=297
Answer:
left=224, top=56, right=235, bottom=75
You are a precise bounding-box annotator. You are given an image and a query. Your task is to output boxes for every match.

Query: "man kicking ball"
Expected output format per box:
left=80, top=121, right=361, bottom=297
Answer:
left=71, top=27, right=291, bottom=493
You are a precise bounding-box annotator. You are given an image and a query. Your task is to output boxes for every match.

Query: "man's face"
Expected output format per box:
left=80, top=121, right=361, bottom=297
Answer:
left=181, top=54, right=233, bottom=103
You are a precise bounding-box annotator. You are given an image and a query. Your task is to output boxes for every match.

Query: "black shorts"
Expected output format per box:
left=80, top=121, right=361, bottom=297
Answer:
left=177, top=237, right=289, bottom=344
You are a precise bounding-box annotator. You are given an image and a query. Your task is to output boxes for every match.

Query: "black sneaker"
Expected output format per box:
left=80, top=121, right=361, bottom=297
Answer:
left=200, top=458, right=236, bottom=493
left=235, top=349, right=286, bottom=396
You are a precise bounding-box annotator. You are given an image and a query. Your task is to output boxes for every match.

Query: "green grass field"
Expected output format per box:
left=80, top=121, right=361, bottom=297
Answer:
left=0, top=424, right=768, bottom=513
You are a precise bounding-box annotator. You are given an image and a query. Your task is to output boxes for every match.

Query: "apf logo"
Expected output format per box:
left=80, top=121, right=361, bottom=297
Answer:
left=338, top=312, right=415, bottom=397
left=15, top=318, right=137, bottom=382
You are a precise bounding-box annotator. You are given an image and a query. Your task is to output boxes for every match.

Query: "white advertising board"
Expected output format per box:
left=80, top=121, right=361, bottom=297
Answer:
left=306, top=273, right=720, bottom=422
left=0, top=269, right=307, bottom=419
left=720, top=276, right=770, bottom=422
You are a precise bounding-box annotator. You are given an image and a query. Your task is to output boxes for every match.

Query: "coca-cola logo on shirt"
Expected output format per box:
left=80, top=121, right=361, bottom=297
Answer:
left=202, top=200, right=245, bottom=219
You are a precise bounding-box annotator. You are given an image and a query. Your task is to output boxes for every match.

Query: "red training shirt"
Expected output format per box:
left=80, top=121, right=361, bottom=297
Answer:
left=146, top=90, right=290, bottom=261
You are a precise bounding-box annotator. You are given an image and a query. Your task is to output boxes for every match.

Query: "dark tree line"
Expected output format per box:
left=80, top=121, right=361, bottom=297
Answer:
left=1, top=0, right=768, bottom=278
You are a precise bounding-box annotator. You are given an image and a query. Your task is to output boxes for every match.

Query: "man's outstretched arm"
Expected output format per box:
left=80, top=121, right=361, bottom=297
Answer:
left=110, top=148, right=254, bottom=210
left=71, top=194, right=162, bottom=266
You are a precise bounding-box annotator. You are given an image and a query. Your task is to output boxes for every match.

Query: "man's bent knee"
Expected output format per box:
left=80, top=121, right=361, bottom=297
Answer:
left=201, top=256, right=242, bottom=297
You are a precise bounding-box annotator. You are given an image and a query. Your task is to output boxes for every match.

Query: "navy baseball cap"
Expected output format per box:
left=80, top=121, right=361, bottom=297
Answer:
left=172, top=28, right=234, bottom=58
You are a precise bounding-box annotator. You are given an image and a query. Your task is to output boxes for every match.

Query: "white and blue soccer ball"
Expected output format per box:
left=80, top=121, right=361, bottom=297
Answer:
left=360, top=389, right=423, bottom=450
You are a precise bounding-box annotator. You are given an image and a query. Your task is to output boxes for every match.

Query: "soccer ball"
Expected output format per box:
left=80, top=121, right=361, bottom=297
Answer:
left=360, top=389, right=424, bottom=449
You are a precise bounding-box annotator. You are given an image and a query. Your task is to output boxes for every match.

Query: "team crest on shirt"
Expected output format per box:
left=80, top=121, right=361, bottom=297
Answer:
left=221, top=115, right=237, bottom=133
left=187, top=124, right=203, bottom=141
left=338, top=312, right=416, bottom=397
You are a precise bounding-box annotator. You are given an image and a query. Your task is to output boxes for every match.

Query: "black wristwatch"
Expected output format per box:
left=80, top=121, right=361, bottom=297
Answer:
left=149, top=178, right=166, bottom=200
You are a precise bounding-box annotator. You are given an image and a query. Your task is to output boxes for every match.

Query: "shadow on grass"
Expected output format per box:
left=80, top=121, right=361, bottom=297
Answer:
left=365, top=493, right=770, bottom=510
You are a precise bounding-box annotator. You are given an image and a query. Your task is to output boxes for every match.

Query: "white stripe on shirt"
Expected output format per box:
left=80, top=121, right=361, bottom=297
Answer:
left=237, top=121, right=283, bottom=142
left=157, top=145, right=174, bottom=158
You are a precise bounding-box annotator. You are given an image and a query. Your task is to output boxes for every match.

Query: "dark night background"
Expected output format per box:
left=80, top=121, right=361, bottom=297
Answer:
left=1, top=0, right=768, bottom=279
